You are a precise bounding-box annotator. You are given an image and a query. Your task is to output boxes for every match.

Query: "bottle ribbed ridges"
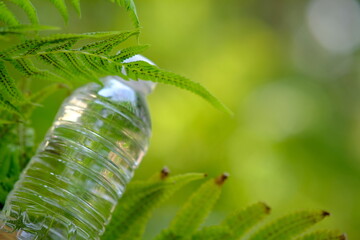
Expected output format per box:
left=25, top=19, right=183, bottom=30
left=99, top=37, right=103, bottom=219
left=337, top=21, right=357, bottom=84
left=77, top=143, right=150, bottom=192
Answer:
left=0, top=79, right=151, bottom=239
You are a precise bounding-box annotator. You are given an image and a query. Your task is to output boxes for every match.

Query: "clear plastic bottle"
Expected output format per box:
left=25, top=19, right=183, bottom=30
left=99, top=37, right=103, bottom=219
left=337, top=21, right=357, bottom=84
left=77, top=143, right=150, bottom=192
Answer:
left=0, top=56, right=155, bottom=239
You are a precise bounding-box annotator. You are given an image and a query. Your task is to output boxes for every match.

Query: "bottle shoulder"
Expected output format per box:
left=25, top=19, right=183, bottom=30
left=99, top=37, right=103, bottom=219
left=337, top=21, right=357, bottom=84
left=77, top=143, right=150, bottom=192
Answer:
left=68, top=77, right=152, bottom=130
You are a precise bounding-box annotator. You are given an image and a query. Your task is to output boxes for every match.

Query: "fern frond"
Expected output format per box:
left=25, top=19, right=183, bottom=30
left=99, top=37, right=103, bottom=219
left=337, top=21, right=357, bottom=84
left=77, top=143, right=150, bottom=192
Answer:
left=49, top=0, right=68, bottom=22
left=70, top=0, right=81, bottom=16
left=248, top=210, right=330, bottom=240
left=0, top=61, right=25, bottom=104
left=8, top=0, right=38, bottom=24
left=111, top=44, right=149, bottom=62
left=80, top=31, right=139, bottom=52
left=10, top=58, right=70, bottom=84
left=217, top=202, right=271, bottom=240
left=116, top=0, right=139, bottom=27
left=102, top=171, right=206, bottom=240
left=0, top=30, right=227, bottom=115
left=295, top=230, right=347, bottom=240
left=1, top=31, right=125, bottom=57
left=0, top=0, right=139, bottom=28
left=0, top=94, right=20, bottom=116
left=123, top=61, right=232, bottom=113
left=13, top=55, right=225, bottom=111
left=0, top=25, right=58, bottom=36
left=156, top=174, right=229, bottom=240
left=0, top=1, right=19, bottom=26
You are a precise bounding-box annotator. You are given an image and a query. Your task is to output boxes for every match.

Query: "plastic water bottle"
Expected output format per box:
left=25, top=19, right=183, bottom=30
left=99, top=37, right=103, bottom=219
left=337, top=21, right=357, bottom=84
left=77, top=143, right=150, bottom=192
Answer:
left=0, top=55, right=155, bottom=239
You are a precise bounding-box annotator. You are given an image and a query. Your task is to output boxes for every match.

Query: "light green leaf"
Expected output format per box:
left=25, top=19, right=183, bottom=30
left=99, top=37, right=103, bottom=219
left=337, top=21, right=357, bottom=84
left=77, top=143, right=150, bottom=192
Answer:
left=70, top=0, right=81, bottom=16
left=102, top=171, right=206, bottom=240
left=124, top=61, right=232, bottom=114
left=0, top=25, right=59, bottom=35
left=156, top=174, right=229, bottom=240
left=8, top=0, right=38, bottom=24
left=220, top=202, right=271, bottom=240
left=48, top=0, right=68, bottom=22
left=112, top=0, right=139, bottom=27
left=248, top=210, right=331, bottom=240
left=0, top=61, right=25, bottom=104
left=295, top=230, right=347, bottom=240
left=0, top=1, right=19, bottom=26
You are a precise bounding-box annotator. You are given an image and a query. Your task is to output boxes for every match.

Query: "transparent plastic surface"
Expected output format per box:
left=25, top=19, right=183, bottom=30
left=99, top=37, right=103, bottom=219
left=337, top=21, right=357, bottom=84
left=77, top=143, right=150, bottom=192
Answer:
left=0, top=77, right=152, bottom=239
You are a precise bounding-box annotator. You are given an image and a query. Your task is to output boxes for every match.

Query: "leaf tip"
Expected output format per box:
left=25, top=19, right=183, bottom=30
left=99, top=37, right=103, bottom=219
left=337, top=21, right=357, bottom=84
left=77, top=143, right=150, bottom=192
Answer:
left=160, top=166, right=170, bottom=179
left=259, top=202, right=271, bottom=214
left=322, top=210, right=330, bottom=217
left=215, top=173, right=229, bottom=185
left=339, top=233, right=348, bottom=240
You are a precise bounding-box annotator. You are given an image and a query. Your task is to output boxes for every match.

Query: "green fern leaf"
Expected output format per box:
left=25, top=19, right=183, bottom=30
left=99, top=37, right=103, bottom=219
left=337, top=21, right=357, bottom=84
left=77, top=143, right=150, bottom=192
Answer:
left=80, top=31, right=139, bottom=52
left=219, top=202, right=271, bottom=240
left=156, top=174, right=229, bottom=240
left=0, top=61, right=25, bottom=104
left=295, top=230, right=347, bottom=240
left=10, top=58, right=70, bottom=85
left=102, top=171, right=205, bottom=240
left=1, top=30, right=228, bottom=114
left=191, top=226, right=232, bottom=240
left=123, top=61, right=231, bottom=114
left=8, top=0, right=38, bottom=24
left=110, top=44, right=150, bottom=62
left=0, top=93, right=21, bottom=116
left=12, top=50, right=122, bottom=84
left=0, top=1, right=19, bottom=26
left=48, top=0, right=68, bottom=22
left=1, top=31, right=133, bottom=85
left=59, top=51, right=99, bottom=81
left=248, top=210, right=330, bottom=240
left=112, top=0, right=139, bottom=27
left=0, top=25, right=58, bottom=36
left=70, top=0, right=81, bottom=16
left=1, top=31, right=123, bottom=57
left=0, top=0, right=139, bottom=28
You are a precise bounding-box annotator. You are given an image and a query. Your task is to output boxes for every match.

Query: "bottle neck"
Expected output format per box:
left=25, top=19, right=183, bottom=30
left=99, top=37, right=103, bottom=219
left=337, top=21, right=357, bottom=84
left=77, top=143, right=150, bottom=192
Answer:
left=107, top=76, right=156, bottom=96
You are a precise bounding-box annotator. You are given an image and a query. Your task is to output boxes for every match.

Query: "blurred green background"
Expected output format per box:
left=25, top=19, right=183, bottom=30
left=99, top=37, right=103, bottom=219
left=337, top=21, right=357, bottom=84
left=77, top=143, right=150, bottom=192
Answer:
left=28, top=0, right=360, bottom=239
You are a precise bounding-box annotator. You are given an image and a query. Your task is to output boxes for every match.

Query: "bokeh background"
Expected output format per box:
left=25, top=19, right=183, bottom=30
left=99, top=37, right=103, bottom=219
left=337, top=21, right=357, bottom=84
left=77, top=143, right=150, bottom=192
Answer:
left=28, top=0, right=360, bottom=238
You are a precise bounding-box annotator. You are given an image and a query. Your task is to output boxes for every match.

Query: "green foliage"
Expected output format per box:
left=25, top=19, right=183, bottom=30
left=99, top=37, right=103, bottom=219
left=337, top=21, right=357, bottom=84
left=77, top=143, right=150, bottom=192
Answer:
left=0, top=30, right=228, bottom=120
left=8, top=0, right=38, bottom=24
left=0, top=25, right=58, bottom=36
left=0, top=0, right=139, bottom=27
left=102, top=169, right=206, bottom=240
left=155, top=174, right=228, bottom=239
left=218, top=202, right=270, bottom=240
left=124, top=61, right=231, bottom=114
left=102, top=169, right=346, bottom=240
left=248, top=210, right=330, bottom=240
left=0, top=1, right=18, bottom=26
left=295, top=231, right=346, bottom=240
